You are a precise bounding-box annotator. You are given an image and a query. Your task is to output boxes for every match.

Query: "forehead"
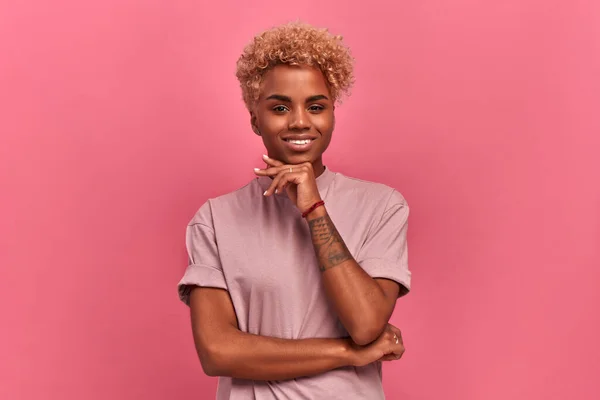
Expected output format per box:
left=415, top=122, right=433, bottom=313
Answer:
left=260, top=64, right=330, bottom=99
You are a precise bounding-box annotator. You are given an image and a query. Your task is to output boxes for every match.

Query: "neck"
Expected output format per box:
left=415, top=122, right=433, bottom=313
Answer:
left=312, top=157, right=325, bottom=177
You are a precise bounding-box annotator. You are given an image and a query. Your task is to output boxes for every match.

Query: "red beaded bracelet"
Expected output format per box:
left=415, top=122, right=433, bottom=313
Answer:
left=302, top=200, right=325, bottom=218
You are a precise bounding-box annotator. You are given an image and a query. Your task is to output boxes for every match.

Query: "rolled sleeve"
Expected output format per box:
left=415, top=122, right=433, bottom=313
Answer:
left=178, top=264, right=227, bottom=306
left=357, top=190, right=411, bottom=294
left=177, top=202, right=227, bottom=306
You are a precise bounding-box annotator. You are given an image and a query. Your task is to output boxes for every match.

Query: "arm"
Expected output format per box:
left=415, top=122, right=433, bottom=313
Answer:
left=181, top=190, right=406, bottom=379
left=189, top=286, right=353, bottom=380
left=255, top=157, right=410, bottom=347
left=307, top=207, right=400, bottom=345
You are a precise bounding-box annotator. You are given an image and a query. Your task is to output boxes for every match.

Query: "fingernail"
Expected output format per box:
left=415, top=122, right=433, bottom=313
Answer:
left=262, top=154, right=269, bottom=159
left=263, top=191, right=268, bottom=196
left=275, top=189, right=278, bottom=194
left=254, top=168, right=260, bottom=172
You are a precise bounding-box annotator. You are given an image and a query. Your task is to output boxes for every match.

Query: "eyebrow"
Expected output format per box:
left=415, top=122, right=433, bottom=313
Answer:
left=265, top=94, right=329, bottom=102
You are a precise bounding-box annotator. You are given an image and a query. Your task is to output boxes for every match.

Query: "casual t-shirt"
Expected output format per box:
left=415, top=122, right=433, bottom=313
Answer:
left=178, top=167, right=411, bottom=400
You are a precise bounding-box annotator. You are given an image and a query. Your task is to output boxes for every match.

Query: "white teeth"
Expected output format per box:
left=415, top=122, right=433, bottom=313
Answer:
left=288, top=139, right=311, bottom=145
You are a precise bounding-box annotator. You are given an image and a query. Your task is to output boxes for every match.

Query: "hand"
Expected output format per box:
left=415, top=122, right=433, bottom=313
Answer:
left=254, top=155, right=322, bottom=213
left=348, top=324, right=405, bottom=367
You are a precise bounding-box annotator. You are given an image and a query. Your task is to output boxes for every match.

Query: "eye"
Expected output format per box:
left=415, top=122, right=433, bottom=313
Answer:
left=272, top=105, right=289, bottom=113
left=308, top=104, right=325, bottom=112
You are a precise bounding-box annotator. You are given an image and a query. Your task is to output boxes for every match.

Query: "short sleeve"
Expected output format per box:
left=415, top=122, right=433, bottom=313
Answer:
left=356, top=190, right=411, bottom=295
left=177, top=201, right=228, bottom=306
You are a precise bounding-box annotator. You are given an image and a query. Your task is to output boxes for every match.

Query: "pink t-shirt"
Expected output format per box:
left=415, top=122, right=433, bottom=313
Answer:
left=178, top=167, right=411, bottom=399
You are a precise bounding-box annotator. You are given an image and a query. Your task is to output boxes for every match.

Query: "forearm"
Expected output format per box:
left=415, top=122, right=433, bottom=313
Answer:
left=202, top=327, right=353, bottom=380
left=307, top=207, right=392, bottom=345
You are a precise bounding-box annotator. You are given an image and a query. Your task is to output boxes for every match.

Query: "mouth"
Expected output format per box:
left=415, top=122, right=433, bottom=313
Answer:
left=282, top=137, right=317, bottom=152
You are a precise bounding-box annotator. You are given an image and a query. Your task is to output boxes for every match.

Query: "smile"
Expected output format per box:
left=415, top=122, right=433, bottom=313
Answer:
left=282, top=138, right=316, bottom=151
left=285, top=139, right=313, bottom=145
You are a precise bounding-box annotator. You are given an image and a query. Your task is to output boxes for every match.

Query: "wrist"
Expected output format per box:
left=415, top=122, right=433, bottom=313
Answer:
left=304, top=203, right=327, bottom=220
left=337, top=338, right=358, bottom=367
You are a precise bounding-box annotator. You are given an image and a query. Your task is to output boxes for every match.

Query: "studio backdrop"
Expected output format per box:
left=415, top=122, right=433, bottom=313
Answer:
left=1, top=1, right=598, bottom=399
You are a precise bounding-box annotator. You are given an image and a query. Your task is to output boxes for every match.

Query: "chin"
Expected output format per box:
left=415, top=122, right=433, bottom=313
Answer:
left=284, top=153, right=315, bottom=165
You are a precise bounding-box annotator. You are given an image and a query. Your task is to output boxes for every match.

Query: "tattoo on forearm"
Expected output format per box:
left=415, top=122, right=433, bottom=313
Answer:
left=308, top=215, right=352, bottom=271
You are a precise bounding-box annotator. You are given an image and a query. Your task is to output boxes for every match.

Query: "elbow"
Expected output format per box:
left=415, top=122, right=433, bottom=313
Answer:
left=351, top=330, right=380, bottom=346
left=194, top=326, right=240, bottom=378
left=200, top=359, right=220, bottom=377
left=199, top=353, right=221, bottom=377
left=349, top=320, right=388, bottom=346
left=202, top=365, right=220, bottom=377
left=198, top=343, right=228, bottom=377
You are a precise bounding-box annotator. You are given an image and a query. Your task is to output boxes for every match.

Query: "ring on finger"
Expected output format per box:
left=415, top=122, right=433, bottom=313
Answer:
left=289, top=167, right=293, bottom=173
left=393, top=334, right=399, bottom=344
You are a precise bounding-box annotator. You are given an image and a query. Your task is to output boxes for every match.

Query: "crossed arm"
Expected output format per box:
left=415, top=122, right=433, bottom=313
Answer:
left=186, top=159, right=409, bottom=380
left=189, top=287, right=354, bottom=380
left=188, top=205, right=405, bottom=380
left=306, top=206, right=403, bottom=345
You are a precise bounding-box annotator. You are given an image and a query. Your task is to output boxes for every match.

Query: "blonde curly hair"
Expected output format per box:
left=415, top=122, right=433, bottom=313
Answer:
left=236, top=22, right=355, bottom=110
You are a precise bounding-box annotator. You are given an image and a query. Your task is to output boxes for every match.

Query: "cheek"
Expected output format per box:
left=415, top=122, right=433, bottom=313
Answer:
left=259, top=115, right=286, bottom=135
left=313, top=114, right=335, bottom=132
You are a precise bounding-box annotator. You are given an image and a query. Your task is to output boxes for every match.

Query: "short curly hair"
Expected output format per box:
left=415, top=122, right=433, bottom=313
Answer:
left=236, top=22, right=355, bottom=110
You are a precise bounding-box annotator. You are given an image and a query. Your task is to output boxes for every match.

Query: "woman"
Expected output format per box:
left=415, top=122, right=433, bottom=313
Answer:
left=178, top=21, right=411, bottom=399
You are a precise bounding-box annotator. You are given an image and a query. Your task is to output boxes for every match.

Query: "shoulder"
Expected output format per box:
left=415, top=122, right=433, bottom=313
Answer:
left=188, top=179, right=261, bottom=227
left=332, top=172, right=408, bottom=208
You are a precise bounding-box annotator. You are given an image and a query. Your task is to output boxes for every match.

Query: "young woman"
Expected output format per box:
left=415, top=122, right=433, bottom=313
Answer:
left=178, top=22, right=411, bottom=399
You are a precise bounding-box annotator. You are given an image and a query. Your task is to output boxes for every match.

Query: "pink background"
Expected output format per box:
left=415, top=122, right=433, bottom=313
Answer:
left=1, top=0, right=599, bottom=399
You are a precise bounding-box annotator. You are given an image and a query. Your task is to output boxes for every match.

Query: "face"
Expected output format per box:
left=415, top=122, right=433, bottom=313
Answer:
left=251, top=64, right=335, bottom=173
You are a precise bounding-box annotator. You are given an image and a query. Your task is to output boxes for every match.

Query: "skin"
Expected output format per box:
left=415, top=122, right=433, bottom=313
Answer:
left=250, top=63, right=333, bottom=178
left=190, top=288, right=404, bottom=380
left=254, top=65, right=403, bottom=344
left=189, top=64, right=406, bottom=380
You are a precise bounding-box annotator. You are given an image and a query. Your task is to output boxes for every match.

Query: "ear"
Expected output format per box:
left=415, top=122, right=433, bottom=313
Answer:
left=250, top=111, right=261, bottom=136
left=332, top=109, right=336, bottom=130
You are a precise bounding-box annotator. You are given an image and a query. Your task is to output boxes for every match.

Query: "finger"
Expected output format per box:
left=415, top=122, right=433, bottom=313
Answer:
left=387, top=324, right=401, bottom=335
left=264, top=170, right=288, bottom=196
left=379, top=344, right=404, bottom=362
left=255, top=163, right=304, bottom=176
left=392, top=343, right=405, bottom=359
left=381, top=350, right=404, bottom=362
left=254, top=166, right=286, bottom=176
left=262, top=154, right=284, bottom=167
left=277, top=172, right=303, bottom=193
left=264, top=174, right=283, bottom=196
left=388, top=326, right=403, bottom=343
left=276, top=171, right=306, bottom=194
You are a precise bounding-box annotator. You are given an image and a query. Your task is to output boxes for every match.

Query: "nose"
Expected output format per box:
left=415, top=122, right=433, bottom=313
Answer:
left=288, top=107, right=310, bottom=131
